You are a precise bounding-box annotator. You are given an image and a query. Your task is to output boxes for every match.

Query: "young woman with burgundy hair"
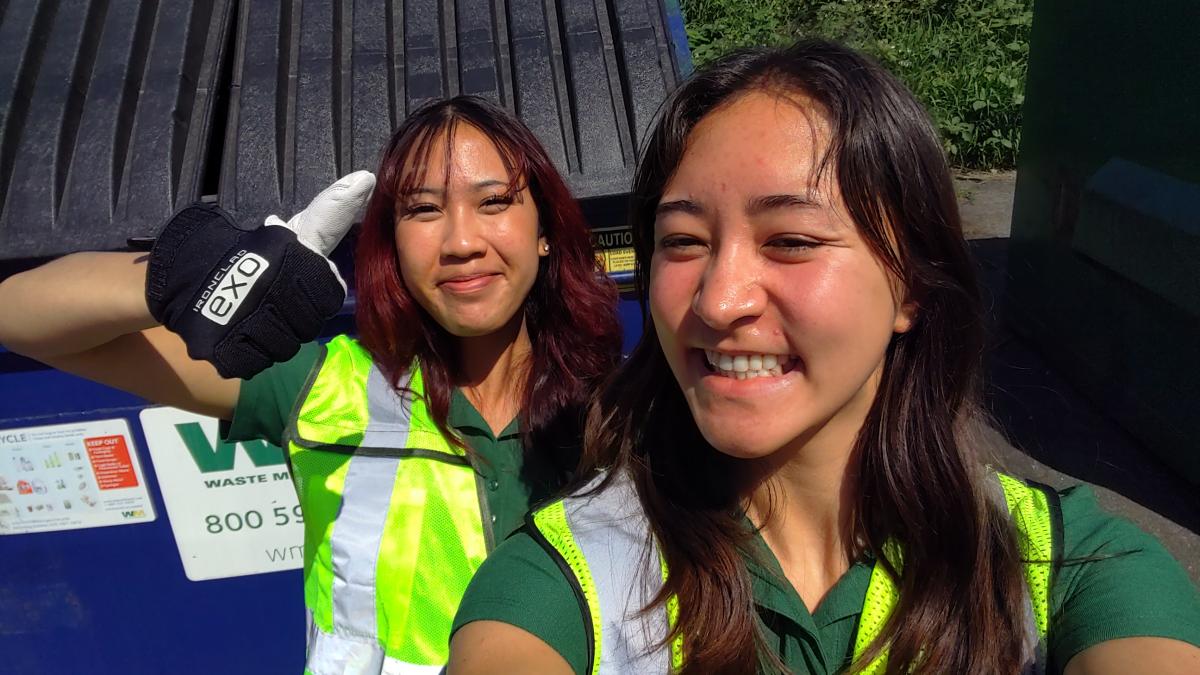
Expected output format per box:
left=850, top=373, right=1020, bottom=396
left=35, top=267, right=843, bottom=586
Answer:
left=0, top=95, right=621, bottom=672
left=447, top=42, right=1200, bottom=675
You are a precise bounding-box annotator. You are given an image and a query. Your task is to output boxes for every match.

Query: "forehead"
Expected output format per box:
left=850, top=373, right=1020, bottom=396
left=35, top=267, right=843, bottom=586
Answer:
left=666, top=90, right=834, bottom=197
left=404, top=122, right=516, bottom=190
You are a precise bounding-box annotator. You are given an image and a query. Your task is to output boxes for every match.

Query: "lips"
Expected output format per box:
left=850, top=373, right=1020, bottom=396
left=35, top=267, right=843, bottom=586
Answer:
left=438, top=273, right=499, bottom=293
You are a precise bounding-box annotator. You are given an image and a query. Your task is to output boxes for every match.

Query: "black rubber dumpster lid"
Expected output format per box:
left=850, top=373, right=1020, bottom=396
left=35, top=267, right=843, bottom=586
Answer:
left=0, top=0, right=691, bottom=264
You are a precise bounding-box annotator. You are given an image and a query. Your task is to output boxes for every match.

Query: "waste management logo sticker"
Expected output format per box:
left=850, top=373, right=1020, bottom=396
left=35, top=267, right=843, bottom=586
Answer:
left=139, top=407, right=303, bottom=581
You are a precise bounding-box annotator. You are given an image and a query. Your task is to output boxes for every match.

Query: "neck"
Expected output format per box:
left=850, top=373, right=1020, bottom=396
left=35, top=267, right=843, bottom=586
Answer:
left=740, top=365, right=882, bottom=612
left=455, top=312, right=531, bottom=435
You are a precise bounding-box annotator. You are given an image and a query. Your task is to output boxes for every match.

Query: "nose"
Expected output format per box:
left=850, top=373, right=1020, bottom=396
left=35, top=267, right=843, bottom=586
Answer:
left=691, top=241, right=765, bottom=330
left=441, top=203, right=487, bottom=260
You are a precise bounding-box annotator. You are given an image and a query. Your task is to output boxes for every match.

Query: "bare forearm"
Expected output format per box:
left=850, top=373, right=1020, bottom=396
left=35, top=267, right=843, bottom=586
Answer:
left=0, top=252, right=156, bottom=358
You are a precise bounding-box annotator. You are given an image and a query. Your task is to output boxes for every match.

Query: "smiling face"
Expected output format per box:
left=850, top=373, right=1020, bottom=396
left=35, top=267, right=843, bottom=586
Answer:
left=649, top=90, right=913, bottom=461
left=394, top=123, right=548, bottom=338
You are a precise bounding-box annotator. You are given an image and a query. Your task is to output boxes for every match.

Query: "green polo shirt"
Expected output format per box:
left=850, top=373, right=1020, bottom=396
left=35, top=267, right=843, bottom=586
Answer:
left=452, top=484, right=1200, bottom=674
left=223, top=339, right=564, bottom=543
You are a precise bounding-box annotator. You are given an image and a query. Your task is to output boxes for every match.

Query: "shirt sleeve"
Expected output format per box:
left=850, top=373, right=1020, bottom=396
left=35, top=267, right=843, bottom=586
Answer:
left=1049, top=484, right=1200, bottom=669
left=222, top=341, right=324, bottom=447
left=452, top=530, right=589, bottom=675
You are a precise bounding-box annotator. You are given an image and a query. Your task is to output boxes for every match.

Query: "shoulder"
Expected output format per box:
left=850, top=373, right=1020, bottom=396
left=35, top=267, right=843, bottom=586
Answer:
left=1048, top=483, right=1200, bottom=669
left=246, top=339, right=327, bottom=402
left=224, top=340, right=325, bottom=444
left=454, top=530, right=590, bottom=675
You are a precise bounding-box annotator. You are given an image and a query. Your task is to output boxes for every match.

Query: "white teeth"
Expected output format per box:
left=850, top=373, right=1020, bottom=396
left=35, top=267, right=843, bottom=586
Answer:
left=703, top=350, right=791, bottom=379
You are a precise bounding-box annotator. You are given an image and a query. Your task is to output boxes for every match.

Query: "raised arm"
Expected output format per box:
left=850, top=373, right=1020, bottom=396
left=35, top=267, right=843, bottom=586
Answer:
left=0, top=170, right=374, bottom=420
left=0, top=251, right=239, bottom=418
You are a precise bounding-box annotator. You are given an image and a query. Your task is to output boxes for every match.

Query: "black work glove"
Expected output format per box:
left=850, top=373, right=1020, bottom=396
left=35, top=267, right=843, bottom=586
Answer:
left=145, top=171, right=376, bottom=379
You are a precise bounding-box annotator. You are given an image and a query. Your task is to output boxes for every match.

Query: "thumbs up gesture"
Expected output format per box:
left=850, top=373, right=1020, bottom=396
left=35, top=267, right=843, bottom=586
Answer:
left=145, top=172, right=376, bottom=379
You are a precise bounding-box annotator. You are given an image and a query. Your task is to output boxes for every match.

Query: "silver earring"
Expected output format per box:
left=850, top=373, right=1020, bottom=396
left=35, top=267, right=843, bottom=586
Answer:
left=542, top=243, right=550, bottom=253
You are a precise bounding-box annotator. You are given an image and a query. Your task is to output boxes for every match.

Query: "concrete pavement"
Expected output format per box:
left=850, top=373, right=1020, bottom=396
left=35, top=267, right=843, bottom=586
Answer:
left=960, top=172, right=1200, bottom=584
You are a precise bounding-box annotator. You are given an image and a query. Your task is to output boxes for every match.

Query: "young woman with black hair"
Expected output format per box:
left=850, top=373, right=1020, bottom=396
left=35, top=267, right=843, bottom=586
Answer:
left=0, top=96, right=622, bottom=673
left=447, top=42, right=1200, bottom=674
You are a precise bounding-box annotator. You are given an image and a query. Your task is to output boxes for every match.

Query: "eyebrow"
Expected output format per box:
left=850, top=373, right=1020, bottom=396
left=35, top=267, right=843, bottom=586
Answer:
left=408, top=179, right=511, bottom=196
left=747, top=193, right=821, bottom=214
left=655, top=199, right=704, bottom=217
left=655, top=193, right=822, bottom=218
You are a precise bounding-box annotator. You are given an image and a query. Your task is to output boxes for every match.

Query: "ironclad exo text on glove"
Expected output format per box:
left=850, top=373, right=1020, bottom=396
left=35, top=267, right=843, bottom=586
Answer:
left=145, top=171, right=376, bottom=379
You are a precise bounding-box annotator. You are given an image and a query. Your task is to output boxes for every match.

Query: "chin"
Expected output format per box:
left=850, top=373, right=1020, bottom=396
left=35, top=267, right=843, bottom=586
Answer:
left=695, top=423, right=785, bottom=460
left=445, top=321, right=505, bottom=338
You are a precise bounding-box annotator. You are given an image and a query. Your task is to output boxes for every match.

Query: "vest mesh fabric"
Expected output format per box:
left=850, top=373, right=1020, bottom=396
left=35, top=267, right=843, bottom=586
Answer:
left=659, top=553, right=684, bottom=671
left=287, top=336, right=488, bottom=673
left=533, top=500, right=604, bottom=675
left=996, top=473, right=1053, bottom=635
left=536, top=471, right=1056, bottom=675
left=852, top=474, right=1054, bottom=674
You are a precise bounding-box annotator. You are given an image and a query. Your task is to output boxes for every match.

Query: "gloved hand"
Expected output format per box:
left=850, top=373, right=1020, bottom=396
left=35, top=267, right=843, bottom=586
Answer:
left=146, top=171, right=376, bottom=379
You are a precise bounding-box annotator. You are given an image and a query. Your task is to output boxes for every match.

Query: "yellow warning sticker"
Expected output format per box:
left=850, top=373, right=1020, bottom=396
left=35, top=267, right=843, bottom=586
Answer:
left=592, top=226, right=635, bottom=276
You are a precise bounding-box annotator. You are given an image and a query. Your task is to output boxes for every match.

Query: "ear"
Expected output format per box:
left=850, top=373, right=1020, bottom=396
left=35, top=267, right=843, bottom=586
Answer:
left=537, top=234, right=549, bottom=257
left=894, top=299, right=917, bottom=334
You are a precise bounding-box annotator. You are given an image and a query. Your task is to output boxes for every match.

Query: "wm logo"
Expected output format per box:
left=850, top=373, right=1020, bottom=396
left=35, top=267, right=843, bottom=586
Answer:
left=175, top=422, right=285, bottom=473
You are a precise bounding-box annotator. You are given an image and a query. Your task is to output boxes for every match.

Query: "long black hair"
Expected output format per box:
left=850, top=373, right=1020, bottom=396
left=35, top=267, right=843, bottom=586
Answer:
left=583, top=40, right=1028, bottom=674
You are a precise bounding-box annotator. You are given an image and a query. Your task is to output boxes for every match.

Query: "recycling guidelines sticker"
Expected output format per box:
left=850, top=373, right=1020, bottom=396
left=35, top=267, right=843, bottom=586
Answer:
left=0, top=419, right=156, bottom=535
left=139, top=407, right=303, bottom=581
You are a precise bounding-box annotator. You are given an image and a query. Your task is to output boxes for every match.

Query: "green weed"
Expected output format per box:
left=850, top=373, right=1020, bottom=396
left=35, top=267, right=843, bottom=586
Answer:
left=681, top=0, right=1033, bottom=169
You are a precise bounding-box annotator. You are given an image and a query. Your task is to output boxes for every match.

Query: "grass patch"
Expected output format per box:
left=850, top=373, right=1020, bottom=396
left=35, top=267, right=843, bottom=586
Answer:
left=681, top=0, right=1034, bottom=170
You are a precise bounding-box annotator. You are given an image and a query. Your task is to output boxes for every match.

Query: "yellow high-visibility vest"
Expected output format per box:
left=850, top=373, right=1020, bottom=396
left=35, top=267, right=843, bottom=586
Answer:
left=532, top=470, right=1056, bottom=674
left=286, top=336, right=491, bottom=674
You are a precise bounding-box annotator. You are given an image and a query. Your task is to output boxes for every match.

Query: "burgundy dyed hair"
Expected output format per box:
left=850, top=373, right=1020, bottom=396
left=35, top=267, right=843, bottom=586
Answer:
left=355, top=96, right=621, bottom=460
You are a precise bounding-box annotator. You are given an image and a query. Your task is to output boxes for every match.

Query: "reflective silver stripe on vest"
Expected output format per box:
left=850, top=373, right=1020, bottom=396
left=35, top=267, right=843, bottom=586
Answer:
left=330, top=452, right=402, bottom=643
left=361, top=365, right=416, bottom=448
left=311, top=365, right=415, bottom=673
left=380, top=658, right=444, bottom=674
left=306, top=617, right=385, bottom=673
left=560, top=472, right=671, bottom=675
left=1020, top=594, right=1044, bottom=675
left=305, top=613, right=446, bottom=675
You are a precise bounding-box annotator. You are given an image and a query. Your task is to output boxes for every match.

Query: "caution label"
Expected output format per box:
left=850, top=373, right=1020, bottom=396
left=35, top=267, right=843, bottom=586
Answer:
left=592, top=226, right=635, bottom=277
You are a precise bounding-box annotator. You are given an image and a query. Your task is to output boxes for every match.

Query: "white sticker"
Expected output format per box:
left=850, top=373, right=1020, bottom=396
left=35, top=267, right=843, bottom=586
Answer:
left=0, top=419, right=156, bottom=535
left=198, top=250, right=270, bottom=325
left=139, top=407, right=303, bottom=581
